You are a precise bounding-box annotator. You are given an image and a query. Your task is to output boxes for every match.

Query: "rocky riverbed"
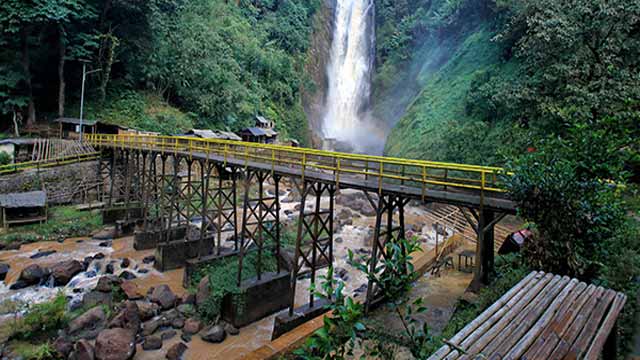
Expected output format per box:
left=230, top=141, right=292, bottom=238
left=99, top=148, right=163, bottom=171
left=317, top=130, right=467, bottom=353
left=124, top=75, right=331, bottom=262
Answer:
left=0, top=186, right=468, bottom=359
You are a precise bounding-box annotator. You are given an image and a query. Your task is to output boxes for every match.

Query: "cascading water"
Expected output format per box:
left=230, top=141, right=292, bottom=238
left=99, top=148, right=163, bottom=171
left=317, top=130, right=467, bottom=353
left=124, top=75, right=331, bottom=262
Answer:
left=322, top=0, right=384, bottom=154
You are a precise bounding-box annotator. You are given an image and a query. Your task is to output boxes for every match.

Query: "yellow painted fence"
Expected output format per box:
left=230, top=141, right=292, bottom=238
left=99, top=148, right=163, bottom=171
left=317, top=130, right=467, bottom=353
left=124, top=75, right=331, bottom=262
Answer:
left=87, top=133, right=509, bottom=198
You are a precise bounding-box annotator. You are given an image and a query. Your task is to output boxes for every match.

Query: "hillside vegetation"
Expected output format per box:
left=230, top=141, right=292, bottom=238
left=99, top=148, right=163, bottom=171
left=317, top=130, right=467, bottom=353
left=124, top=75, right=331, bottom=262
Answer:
left=0, top=0, right=320, bottom=142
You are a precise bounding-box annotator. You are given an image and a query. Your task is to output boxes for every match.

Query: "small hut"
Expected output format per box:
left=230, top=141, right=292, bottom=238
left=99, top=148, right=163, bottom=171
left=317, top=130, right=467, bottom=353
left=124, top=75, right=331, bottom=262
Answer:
left=238, top=127, right=268, bottom=143
left=55, top=118, right=97, bottom=139
left=183, top=129, right=220, bottom=139
left=0, top=191, right=47, bottom=229
left=216, top=131, right=242, bottom=141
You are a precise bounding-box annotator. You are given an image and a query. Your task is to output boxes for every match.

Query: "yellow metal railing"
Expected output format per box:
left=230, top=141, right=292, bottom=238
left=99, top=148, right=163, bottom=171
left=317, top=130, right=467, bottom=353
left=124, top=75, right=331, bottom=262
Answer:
left=0, top=152, right=101, bottom=175
left=86, top=133, right=509, bottom=197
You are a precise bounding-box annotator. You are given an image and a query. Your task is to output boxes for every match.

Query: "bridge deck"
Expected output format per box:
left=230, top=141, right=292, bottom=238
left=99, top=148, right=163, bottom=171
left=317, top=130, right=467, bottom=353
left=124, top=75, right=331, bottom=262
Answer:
left=88, top=134, right=517, bottom=213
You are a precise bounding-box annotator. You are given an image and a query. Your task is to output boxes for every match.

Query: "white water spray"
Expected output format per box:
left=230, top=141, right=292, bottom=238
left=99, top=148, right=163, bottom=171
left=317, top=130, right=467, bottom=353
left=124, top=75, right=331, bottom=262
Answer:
left=322, top=0, right=384, bottom=154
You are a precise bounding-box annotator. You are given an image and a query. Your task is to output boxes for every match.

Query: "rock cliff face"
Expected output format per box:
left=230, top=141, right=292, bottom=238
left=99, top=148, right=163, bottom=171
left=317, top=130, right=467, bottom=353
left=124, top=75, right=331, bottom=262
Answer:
left=302, top=0, right=335, bottom=149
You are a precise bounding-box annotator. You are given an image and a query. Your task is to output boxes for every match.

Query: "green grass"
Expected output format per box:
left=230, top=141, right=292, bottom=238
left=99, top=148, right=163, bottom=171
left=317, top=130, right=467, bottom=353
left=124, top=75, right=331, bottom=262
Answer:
left=0, top=206, right=102, bottom=245
left=11, top=294, right=68, bottom=341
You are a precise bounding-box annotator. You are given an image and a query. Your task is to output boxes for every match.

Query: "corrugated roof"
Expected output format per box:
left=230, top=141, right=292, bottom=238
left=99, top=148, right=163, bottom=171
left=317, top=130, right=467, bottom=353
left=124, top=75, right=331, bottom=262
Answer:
left=263, top=129, right=278, bottom=137
left=0, top=191, right=47, bottom=208
left=186, top=129, right=220, bottom=139
left=216, top=131, right=242, bottom=141
left=240, top=127, right=267, bottom=136
left=54, top=118, right=98, bottom=126
left=256, top=116, right=270, bottom=125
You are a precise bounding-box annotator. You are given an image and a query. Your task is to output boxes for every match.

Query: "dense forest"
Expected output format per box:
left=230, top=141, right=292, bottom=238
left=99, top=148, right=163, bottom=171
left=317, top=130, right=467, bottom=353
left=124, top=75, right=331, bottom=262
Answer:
left=0, top=0, right=320, bottom=143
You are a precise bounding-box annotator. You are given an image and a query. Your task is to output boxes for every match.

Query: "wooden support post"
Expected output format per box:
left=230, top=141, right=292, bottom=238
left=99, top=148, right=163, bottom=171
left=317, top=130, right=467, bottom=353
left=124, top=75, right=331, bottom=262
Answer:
left=603, top=321, right=618, bottom=359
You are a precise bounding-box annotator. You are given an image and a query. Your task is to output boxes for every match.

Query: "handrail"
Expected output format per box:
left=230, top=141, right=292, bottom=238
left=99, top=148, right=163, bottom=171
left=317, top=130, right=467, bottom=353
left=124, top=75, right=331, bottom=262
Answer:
left=0, top=152, right=101, bottom=175
left=86, top=133, right=509, bottom=196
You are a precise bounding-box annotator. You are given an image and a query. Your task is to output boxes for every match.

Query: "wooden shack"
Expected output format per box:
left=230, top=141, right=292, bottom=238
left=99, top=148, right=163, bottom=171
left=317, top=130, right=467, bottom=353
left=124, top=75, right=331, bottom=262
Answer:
left=238, top=127, right=268, bottom=143
left=55, top=118, right=97, bottom=139
left=0, top=191, right=48, bottom=229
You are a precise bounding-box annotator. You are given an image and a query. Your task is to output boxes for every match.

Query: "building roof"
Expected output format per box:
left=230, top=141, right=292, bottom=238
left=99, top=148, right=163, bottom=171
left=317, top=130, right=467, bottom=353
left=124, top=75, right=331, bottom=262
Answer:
left=54, top=118, right=98, bottom=126
left=0, top=138, right=39, bottom=146
left=239, top=127, right=267, bottom=136
left=0, top=191, right=47, bottom=209
left=216, top=131, right=242, bottom=141
left=263, top=129, right=278, bottom=137
left=185, top=129, right=220, bottom=139
left=255, top=116, right=270, bottom=125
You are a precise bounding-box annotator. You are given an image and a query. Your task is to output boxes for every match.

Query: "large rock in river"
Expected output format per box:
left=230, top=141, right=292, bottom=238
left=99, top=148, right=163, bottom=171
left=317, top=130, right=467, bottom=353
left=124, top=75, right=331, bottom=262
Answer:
left=19, top=263, right=47, bottom=285
left=51, top=260, right=83, bottom=286
left=150, top=285, right=177, bottom=310
left=94, top=328, right=136, bottom=360
left=68, top=306, right=106, bottom=339
left=201, top=325, right=226, bottom=343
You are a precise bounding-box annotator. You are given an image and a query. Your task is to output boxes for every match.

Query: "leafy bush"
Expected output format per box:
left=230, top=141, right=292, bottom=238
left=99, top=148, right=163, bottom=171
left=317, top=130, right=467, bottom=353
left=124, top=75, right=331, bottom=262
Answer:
left=12, top=294, right=68, bottom=340
left=0, top=151, right=11, bottom=165
left=193, top=250, right=278, bottom=323
left=12, top=342, right=56, bottom=360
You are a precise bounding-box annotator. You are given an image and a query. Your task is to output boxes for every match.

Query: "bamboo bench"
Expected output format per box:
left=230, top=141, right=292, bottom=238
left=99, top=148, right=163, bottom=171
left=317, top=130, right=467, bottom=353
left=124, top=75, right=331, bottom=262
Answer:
left=428, top=271, right=627, bottom=360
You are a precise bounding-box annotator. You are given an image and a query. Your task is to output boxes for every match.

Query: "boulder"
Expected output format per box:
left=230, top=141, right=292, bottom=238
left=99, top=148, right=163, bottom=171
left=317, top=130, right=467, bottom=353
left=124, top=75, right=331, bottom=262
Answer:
left=9, top=280, right=29, bottom=290
left=51, top=260, right=83, bottom=286
left=94, top=328, right=136, bottom=360
left=95, top=275, right=122, bottom=292
left=70, top=339, right=95, bottom=360
left=68, top=306, right=106, bottom=339
left=201, top=325, right=226, bottom=343
left=83, top=291, right=113, bottom=308
left=142, top=255, right=155, bottom=264
left=30, top=249, right=57, bottom=259
left=224, top=323, right=239, bottom=336
left=118, top=271, right=137, bottom=281
left=93, top=227, right=116, bottom=240
left=141, top=318, right=162, bottom=336
left=53, top=336, right=74, bottom=358
left=120, top=281, right=143, bottom=300
left=0, top=263, right=10, bottom=282
left=108, top=301, right=140, bottom=332
left=150, top=285, right=177, bottom=310
left=142, top=335, right=163, bottom=351
left=165, top=342, right=187, bottom=360
left=161, top=330, right=177, bottom=341
left=135, top=301, right=160, bottom=321
left=120, top=258, right=130, bottom=268
left=182, top=318, right=202, bottom=335
left=19, top=263, right=47, bottom=285
left=195, top=277, right=210, bottom=306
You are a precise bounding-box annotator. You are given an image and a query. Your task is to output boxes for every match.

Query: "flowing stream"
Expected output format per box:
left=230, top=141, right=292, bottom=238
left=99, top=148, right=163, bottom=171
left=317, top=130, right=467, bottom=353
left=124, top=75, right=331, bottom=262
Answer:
left=322, top=0, right=385, bottom=154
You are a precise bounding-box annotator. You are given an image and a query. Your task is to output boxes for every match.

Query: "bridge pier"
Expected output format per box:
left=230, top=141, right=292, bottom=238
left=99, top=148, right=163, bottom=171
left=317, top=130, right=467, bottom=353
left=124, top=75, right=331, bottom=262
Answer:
left=459, top=207, right=507, bottom=287
left=365, top=193, right=410, bottom=313
left=287, top=180, right=336, bottom=316
left=238, top=169, right=282, bottom=285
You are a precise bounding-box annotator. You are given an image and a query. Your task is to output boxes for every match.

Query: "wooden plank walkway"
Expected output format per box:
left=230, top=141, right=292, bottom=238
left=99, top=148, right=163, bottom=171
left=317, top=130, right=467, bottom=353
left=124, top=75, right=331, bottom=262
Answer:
left=428, top=271, right=627, bottom=360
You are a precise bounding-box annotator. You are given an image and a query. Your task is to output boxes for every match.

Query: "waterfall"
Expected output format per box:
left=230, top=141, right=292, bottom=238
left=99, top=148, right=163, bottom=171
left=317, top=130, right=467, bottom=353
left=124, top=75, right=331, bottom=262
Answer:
left=322, top=0, right=383, bottom=154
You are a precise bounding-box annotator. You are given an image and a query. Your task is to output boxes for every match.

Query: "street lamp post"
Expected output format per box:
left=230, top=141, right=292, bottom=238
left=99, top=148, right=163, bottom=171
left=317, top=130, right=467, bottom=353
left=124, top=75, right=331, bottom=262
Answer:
left=79, top=61, right=101, bottom=141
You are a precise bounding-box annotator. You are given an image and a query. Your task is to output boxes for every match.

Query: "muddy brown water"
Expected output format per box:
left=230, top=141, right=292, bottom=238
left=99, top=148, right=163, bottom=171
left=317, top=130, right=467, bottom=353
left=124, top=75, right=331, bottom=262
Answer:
left=0, top=189, right=502, bottom=359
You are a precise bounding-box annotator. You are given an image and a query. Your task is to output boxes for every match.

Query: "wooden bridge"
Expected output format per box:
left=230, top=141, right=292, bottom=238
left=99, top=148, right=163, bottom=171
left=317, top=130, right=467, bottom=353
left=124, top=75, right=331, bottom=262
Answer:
left=86, top=133, right=517, bottom=321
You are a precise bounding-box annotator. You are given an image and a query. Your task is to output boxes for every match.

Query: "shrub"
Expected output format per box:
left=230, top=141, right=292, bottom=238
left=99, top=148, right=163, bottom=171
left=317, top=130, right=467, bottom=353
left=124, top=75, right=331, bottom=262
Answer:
left=0, top=151, right=12, bottom=165
left=13, top=294, right=67, bottom=340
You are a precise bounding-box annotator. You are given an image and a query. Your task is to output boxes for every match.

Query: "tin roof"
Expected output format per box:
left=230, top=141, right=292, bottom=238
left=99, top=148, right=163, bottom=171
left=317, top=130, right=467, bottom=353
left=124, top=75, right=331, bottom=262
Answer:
left=54, top=118, right=98, bottom=126
left=0, top=191, right=47, bottom=208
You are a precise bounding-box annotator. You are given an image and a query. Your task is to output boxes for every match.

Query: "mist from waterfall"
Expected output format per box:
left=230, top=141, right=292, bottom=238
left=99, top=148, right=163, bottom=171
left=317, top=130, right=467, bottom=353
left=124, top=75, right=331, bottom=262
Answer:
left=322, top=0, right=384, bottom=154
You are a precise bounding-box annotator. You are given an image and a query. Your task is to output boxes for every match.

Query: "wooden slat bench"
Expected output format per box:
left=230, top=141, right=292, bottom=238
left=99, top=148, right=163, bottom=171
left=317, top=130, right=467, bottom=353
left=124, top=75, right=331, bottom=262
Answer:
left=428, top=271, right=627, bottom=360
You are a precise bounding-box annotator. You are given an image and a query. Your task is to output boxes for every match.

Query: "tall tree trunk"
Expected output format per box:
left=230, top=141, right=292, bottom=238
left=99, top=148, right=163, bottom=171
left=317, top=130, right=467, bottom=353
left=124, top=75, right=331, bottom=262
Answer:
left=21, top=29, right=36, bottom=127
left=58, top=24, right=66, bottom=118
left=99, top=33, right=117, bottom=103
left=12, top=112, right=20, bottom=137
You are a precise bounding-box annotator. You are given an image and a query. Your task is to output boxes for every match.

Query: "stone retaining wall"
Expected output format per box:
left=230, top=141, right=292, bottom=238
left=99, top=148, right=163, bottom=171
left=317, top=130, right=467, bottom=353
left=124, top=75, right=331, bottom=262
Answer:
left=0, top=161, right=100, bottom=205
